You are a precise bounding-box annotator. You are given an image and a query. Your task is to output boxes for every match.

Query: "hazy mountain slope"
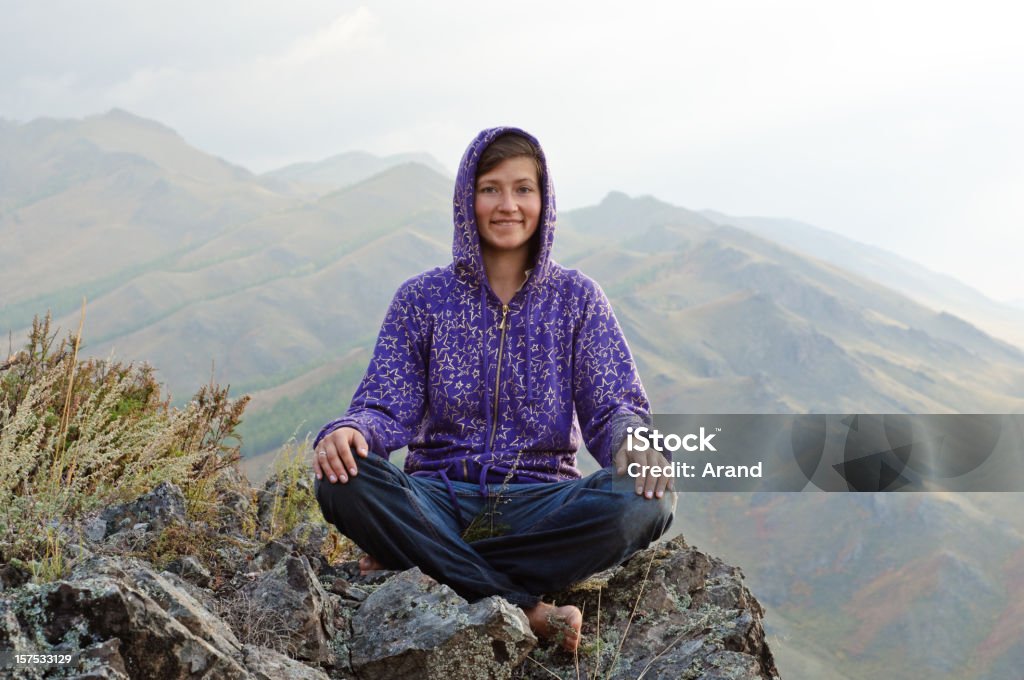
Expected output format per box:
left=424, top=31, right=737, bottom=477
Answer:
left=264, top=150, right=451, bottom=196
left=676, top=492, right=1024, bottom=680
left=10, top=160, right=452, bottom=399
left=0, top=109, right=291, bottom=328
left=557, top=195, right=1024, bottom=415
left=703, top=211, right=1024, bottom=349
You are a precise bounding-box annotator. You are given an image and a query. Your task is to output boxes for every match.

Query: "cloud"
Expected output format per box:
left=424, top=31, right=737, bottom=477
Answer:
left=277, top=6, right=377, bottom=67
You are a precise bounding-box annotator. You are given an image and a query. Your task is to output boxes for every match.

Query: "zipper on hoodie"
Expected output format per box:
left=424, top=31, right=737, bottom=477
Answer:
left=488, top=303, right=510, bottom=451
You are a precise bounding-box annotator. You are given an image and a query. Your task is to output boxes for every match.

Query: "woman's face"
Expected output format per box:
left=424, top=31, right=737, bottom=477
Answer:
left=474, top=156, right=541, bottom=260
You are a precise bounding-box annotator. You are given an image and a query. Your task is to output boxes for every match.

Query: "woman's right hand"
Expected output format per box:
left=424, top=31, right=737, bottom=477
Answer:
left=313, top=426, right=369, bottom=483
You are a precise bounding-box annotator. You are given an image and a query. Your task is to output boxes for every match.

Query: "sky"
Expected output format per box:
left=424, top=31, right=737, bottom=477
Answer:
left=3, top=0, right=1023, bottom=303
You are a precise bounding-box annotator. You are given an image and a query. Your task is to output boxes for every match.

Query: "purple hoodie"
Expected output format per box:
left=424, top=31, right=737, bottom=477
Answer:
left=315, top=127, right=650, bottom=489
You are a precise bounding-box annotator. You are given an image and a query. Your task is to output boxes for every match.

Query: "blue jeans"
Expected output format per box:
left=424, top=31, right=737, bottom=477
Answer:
left=315, top=454, right=675, bottom=608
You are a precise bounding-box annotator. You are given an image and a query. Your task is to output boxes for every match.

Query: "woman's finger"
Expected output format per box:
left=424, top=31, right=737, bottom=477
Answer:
left=323, top=439, right=348, bottom=483
left=655, top=469, right=671, bottom=498
left=311, top=448, right=323, bottom=480
left=352, top=429, right=370, bottom=459
left=332, top=435, right=358, bottom=482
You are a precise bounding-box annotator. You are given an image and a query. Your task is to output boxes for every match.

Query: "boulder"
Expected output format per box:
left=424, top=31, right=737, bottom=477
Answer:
left=38, top=575, right=246, bottom=677
left=524, top=537, right=780, bottom=679
left=1, top=482, right=779, bottom=679
left=237, top=555, right=337, bottom=667
left=99, top=481, right=187, bottom=538
left=240, top=644, right=331, bottom=680
left=165, top=555, right=213, bottom=588
left=350, top=568, right=537, bottom=680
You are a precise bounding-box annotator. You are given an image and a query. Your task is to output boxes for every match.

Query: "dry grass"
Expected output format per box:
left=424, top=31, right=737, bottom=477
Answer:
left=604, top=550, right=657, bottom=680
left=214, top=587, right=298, bottom=656
left=260, top=438, right=322, bottom=541
left=0, top=313, right=250, bottom=582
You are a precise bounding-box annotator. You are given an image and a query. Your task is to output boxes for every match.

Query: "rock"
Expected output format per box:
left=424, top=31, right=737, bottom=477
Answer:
left=36, top=575, right=246, bottom=678
left=0, top=562, right=30, bottom=591
left=0, top=556, right=249, bottom=678
left=241, top=644, right=332, bottom=680
left=0, top=597, right=33, bottom=656
left=285, top=521, right=331, bottom=571
left=160, top=569, right=220, bottom=616
left=530, top=537, right=780, bottom=680
left=81, top=514, right=108, bottom=543
left=1, top=477, right=779, bottom=679
left=252, top=523, right=333, bottom=573
left=350, top=568, right=537, bottom=680
left=256, top=474, right=306, bottom=528
left=100, top=481, right=187, bottom=537
left=126, top=562, right=243, bottom=654
left=74, top=638, right=130, bottom=679
left=166, top=555, right=213, bottom=588
left=215, top=466, right=257, bottom=528
left=238, top=555, right=337, bottom=666
left=325, top=577, right=369, bottom=603
left=251, top=539, right=291, bottom=571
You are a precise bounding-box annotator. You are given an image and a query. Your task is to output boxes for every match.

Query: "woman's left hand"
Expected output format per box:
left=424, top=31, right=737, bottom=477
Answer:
left=613, top=445, right=673, bottom=499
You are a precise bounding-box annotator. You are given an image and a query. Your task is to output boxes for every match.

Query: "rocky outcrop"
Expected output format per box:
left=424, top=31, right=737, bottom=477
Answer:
left=532, top=539, right=779, bottom=679
left=0, top=475, right=779, bottom=679
left=350, top=568, right=536, bottom=679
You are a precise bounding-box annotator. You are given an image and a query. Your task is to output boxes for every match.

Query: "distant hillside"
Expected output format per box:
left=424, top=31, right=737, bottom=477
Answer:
left=263, top=150, right=451, bottom=197
left=0, top=108, right=292, bottom=329
left=677, top=491, right=1024, bottom=680
left=702, top=211, right=1024, bottom=349
left=560, top=194, right=1024, bottom=414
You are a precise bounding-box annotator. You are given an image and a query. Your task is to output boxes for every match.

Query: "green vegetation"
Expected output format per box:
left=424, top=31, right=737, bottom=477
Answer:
left=236, top=358, right=368, bottom=457
left=0, top=246, right=194, bottom=332
left=0, top=314, right=249, bottom=582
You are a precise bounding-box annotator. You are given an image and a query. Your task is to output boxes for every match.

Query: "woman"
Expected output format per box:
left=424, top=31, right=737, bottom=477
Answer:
left=313, top=127, right=674, bottom=651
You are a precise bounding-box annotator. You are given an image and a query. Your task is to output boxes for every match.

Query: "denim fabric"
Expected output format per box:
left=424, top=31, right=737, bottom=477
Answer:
left=315, top=454, right=675, bottom=608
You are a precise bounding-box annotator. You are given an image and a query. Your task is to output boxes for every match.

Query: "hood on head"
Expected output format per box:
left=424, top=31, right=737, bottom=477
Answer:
left=452, top=126, right=556, bottom=290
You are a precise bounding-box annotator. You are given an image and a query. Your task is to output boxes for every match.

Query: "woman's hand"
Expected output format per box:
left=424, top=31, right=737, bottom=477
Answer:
left=613, top=445, right=673, bottom=499
left=313, top=426, right=369, bottom=483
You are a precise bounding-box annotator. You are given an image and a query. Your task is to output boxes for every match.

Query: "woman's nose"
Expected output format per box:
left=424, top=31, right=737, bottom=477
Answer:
left=499, top=191, right=519, bottom=212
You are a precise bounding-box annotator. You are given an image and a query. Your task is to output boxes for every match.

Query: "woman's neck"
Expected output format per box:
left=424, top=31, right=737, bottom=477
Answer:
left=481, top=249, right=529, bottom=305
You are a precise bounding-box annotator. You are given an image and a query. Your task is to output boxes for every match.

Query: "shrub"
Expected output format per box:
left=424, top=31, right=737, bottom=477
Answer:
left=0, top=313, right=250, bottom=581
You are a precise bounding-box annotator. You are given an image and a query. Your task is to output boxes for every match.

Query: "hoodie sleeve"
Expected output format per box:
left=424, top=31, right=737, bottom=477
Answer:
left=572, top=278, right=652, bottom=467
left=313, top=278, right=429, bottom=456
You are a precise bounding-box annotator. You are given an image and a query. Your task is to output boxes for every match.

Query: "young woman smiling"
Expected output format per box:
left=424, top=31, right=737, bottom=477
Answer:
left=313, top=128, right=674, bottom=651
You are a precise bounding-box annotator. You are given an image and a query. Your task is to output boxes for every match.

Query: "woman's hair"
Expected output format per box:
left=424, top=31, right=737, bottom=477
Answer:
left=477, top=133, right=543, bottom=183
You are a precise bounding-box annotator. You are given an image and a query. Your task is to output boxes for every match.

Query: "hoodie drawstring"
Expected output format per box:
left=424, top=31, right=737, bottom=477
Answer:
left=418, top=460, right=517, bottom=533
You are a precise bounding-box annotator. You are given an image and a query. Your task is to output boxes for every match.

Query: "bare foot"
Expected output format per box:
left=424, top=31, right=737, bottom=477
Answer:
left=523, top=602, right=583, bottom=652
left=358, top=554, right=384, bottom=575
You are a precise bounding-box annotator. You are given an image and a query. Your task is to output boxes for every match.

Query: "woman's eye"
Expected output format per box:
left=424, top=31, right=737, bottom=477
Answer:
left=479, top=186, right=496, bottom=193
left=517, top=186, right=534, bottom=193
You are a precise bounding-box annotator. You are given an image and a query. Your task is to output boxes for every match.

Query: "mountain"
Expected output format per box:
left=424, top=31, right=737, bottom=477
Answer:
left=34, top=162, right=453, bottom=405
left=0, top=108, right=292, bottom=329
left=675, top=492, right=1024, bottom=680
left=559, top=195, right=1024, bottom=414
left=702, top=211, right=1024, bottom=349
left=4, top=113, right=1024, bottom=452
left=263, top=150, right=451, bottom=197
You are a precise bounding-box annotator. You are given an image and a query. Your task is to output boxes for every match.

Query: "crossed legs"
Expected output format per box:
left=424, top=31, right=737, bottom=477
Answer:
left=315, top=455, right=675, bottom=650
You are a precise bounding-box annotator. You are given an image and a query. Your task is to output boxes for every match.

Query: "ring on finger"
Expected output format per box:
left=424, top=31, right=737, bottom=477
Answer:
left=318, top=450, right=328, bottom=457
